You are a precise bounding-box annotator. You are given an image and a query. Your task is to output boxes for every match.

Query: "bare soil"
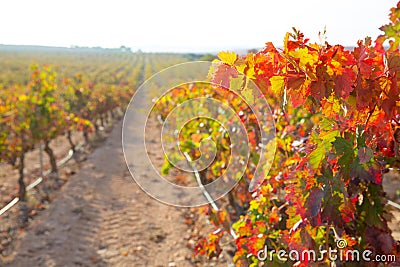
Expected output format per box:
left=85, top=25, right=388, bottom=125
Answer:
left=1, top=118, right=232, bottom=267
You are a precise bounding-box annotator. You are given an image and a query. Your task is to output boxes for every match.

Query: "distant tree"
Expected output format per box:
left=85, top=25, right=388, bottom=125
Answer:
left=199, top=53, right=216, bottom=61
left=120, top=46, right=132, bottom=53
left=247, top=48, right=259, bottom=54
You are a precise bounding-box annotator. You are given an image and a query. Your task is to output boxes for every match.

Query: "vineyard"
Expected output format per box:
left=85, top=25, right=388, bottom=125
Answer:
left=0, top=48, right=193, bottom=204
left=1, top=1, right=400, bottom=267
left=0, top=49, right=210, bottom=265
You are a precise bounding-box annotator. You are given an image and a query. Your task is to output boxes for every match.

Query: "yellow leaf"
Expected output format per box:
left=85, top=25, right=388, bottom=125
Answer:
left=245, top=53, right=255, bottom=79
left=283, top=32, right=290, bottom=53
left=321, top=94, right=341, bottom=117
left=18, top=95, right=28, bottom=101
left=217, top=51, right=237, bottom=66
left=234, top=54, right=255, bottom=78
left=269, top=75, right=285, bottom=96
left=289, top=47, right=318, bottom=68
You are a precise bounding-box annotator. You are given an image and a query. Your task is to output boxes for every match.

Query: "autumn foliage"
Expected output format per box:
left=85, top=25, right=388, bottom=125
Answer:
left=156, top=2, right=400, bottom=266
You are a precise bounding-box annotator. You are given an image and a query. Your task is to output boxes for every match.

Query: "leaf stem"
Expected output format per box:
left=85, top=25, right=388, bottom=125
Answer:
left=364, top=102, right=377, bottom=132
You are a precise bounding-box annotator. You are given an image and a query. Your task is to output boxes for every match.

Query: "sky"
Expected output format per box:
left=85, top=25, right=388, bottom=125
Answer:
left=0, top=0, right=397, bottom=53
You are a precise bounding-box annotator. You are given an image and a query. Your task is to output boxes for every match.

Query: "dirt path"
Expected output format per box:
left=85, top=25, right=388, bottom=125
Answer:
left=6, top=119, right=202, bottom=267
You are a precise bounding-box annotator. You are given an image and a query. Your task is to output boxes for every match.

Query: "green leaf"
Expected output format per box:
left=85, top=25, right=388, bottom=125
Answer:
left=309, top=130, right=339, bottom=170
left=333, top=137, right=354, bottom=179
left=333, top=137, right=353, bottom=155
left=308, top=145, right=327, bottom=170
left=241, top=86, right=254, bottom=104
left=318, top=118, right=337, bottom=131
left=161, top=158, right=172, bottom=175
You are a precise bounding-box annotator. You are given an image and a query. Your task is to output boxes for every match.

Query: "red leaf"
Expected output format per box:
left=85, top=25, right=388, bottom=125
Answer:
left=211, top=63, right=238, bottom=89
left=334, top=68, right=356, bottom=98
left=382, top=98, right=396, bottom=119
left=306, top=188, right=325, bottom=218
left=353, top=41, right=373, bottom=77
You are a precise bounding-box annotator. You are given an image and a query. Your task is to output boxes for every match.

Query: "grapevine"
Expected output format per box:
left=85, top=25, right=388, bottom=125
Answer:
left=154, top=2, right=400, bottom=266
